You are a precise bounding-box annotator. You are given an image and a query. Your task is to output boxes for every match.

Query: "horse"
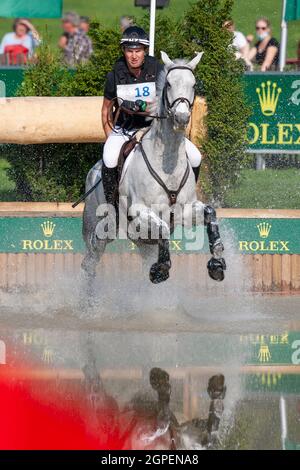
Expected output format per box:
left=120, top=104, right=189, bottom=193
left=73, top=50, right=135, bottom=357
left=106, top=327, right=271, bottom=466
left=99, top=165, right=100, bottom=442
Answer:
left=81, top=51, right=226, bottom=286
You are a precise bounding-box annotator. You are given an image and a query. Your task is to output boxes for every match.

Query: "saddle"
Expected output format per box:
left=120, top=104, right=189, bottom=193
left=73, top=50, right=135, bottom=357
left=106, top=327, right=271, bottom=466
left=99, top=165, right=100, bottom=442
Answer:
left=116, top=128, right=149, bottom=185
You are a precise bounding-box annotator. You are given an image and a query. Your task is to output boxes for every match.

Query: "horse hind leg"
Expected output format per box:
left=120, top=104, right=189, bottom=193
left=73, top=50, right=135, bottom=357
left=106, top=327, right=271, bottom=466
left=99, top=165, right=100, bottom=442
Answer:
left=81, top=231, right=107, bottom=277
left=80, top=229, right=107, bottom=304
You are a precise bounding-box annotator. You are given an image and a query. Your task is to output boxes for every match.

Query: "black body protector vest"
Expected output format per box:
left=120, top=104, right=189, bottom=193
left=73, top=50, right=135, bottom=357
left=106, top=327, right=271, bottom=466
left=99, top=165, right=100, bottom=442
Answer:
left=113, top=55, right=160, bottom=130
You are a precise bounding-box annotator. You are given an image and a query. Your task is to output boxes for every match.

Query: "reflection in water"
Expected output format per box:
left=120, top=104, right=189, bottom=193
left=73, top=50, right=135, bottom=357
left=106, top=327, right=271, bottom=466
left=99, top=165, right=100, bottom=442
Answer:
left=0, top=325, right=299, bottom=449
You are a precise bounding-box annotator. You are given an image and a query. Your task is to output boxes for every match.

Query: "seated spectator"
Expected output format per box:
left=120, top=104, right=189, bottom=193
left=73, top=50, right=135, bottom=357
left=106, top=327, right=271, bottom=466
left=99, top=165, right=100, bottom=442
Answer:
left=58, top=12, right=93, bottom=66
left=248, top=17, right=280, bottom=71
left=120, top=16, right=134, bottom=32
left=80, top=16, right=90, bottom=33
left=0, top=18, right=40, bottom=65
left=223, top=20, right=252, bottom=69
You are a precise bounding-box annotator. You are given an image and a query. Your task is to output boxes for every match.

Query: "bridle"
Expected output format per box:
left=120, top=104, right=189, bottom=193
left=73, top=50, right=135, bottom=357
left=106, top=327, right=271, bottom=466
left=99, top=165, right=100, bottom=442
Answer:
left=138, top=66, right=196, bottom=207
left=162, top=65, right=195, bottom=115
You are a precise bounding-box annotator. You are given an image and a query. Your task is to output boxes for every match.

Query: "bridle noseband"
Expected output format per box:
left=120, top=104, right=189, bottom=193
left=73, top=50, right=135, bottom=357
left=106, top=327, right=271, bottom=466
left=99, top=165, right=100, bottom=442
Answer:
left=162, top=65, right=195, bottom=114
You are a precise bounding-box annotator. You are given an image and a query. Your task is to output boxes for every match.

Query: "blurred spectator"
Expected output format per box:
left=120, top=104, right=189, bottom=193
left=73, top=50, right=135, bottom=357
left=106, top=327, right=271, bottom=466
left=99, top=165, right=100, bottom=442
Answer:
left=0, top=18, right=40, bottom=65
left=120, top=16, right=134, bottom=32
left=223, top=20, right=252, bottom=69
left=58, top=11, right=92, bottom=66
left=80, top=16, right=90, bottom=33
left=248, top=17, right=279, bottom=71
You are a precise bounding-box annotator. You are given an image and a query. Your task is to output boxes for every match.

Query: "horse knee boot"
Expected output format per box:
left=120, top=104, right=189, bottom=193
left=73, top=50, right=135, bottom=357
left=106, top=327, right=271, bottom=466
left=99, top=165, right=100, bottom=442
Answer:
left=204, top=205, right=226, bottom=281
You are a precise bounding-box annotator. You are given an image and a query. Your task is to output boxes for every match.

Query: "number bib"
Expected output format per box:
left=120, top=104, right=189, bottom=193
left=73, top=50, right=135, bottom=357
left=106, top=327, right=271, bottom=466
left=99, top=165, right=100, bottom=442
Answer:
left=117, top=82, right=156, bottom=103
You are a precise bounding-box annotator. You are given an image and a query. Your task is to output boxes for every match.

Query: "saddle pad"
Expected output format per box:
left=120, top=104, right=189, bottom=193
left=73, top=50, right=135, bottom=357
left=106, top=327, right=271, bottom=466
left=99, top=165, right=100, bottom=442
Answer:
left=119, top=151, right=135, bottom=184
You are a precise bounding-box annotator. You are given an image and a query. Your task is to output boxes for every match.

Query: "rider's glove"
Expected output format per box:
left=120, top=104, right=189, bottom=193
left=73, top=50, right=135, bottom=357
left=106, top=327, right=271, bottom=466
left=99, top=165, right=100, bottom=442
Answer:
left=135, top=99, right=147, bottom=112
left=121, top=99, right=139, bottom=111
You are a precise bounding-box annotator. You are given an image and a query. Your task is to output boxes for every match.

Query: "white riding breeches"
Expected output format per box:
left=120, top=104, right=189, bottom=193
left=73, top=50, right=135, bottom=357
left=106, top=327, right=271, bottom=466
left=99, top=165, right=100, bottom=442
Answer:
left=103, top=128, right=202, bottom=169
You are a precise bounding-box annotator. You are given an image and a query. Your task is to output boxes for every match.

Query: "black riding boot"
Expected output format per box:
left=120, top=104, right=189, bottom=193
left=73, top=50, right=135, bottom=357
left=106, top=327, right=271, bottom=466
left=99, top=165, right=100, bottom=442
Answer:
left=204, top=205, right=226, bottom=282
left=102, top=162, right=118, bottom=206
left=192, top=164, right=201, bottom=182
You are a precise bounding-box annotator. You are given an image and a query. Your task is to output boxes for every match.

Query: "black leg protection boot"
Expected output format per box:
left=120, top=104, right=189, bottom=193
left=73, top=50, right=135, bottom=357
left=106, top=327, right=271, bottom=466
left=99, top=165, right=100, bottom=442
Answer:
left=102, top=162, right=118, bottom=206
left=204, top=205, right=226, bottom=282
left=192, top=164, right=201, bottom=182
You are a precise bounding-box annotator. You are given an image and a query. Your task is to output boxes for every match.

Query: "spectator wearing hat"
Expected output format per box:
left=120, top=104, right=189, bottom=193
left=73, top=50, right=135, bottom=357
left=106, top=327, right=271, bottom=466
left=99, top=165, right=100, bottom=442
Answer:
left=58, top=12, right=93, bottom=66
left=0, top=18, right=40, bottom=65
left=80, top=16, right=90, bottom=34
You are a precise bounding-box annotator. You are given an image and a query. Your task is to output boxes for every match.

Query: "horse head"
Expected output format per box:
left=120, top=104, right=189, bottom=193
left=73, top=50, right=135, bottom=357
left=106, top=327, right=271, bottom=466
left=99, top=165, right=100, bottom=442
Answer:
left=160, top=51, right=204, bottom=131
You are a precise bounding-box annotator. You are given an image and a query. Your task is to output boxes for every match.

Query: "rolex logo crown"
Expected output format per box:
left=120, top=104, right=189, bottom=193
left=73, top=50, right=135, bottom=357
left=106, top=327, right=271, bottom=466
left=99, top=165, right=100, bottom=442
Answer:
left=258, top=344, right=271, bottom=363
left=256, top=81, right=281, bottom=116
left=257, top=222, right=271, bottom=238
left=41, top=220, right=56, bottom=237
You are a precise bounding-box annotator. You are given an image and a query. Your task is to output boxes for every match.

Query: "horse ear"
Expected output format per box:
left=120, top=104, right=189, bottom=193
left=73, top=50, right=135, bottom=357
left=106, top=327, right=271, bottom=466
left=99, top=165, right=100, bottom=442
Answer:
left=187, top=51, right=204, bottom=71
left=160, top=51, right=174, bottom=69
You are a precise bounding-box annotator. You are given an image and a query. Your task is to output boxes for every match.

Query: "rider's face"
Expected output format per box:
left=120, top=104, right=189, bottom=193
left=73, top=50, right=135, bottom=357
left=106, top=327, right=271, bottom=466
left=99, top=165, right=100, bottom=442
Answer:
left=124, top=47, right=146, bottom=69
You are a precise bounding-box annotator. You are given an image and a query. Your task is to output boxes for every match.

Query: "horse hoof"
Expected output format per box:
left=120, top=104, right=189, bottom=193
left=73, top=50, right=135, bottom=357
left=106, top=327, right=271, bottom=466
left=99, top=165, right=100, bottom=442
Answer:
left=207, top=374, right=226, bottom=399
left=149, top=262, right=170, bottom=284
left=207, top=257, right=226, bottom=282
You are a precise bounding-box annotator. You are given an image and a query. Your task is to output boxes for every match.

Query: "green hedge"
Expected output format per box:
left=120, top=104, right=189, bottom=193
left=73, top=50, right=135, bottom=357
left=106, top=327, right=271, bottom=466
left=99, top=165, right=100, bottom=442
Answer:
left=6, top=0, right=250, bottom=204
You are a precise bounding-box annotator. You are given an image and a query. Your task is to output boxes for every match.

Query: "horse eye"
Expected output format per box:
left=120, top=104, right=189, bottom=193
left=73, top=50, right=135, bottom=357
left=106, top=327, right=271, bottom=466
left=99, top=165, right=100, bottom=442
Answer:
left=167, top=82, right=171, bottom=89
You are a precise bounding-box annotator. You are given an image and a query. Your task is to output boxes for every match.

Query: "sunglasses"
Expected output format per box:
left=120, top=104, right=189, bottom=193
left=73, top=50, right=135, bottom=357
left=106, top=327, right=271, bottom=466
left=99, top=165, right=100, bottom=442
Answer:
left=256, top=26, right=267, bottom=30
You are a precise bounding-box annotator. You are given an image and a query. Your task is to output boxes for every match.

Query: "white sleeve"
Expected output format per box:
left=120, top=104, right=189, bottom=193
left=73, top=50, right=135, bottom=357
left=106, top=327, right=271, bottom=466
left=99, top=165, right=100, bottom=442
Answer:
left=24, top=35, right=34, bottom=54
left=233, top=31, right=247, bottom=50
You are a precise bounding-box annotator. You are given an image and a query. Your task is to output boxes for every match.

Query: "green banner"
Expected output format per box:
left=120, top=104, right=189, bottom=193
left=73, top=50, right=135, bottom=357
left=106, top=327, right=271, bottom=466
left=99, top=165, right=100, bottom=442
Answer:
left=0, top=68, right=24, bottom=97
left=247, top=374, right=300, bottom=394
left=285, top=438, right=300, bottom=450
left=244, top=73, right=300, bottom=153
left=285, top=0, right=300, bottom=21
left=240, top=332, right=300, bottom=365
left=0, top=0, right=62, bottom=18
left=1, top=216, right=300, bottom=255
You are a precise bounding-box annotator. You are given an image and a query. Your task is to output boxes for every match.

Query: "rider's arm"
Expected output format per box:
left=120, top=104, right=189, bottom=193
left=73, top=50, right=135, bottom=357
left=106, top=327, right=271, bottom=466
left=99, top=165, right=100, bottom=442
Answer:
left=248, top=46, right=257, bottom=62
left=261, top=45, right=278, bottom=71
left=103, top=71, right=117, bottom=139
left=102, top=98, right=113, bottom=139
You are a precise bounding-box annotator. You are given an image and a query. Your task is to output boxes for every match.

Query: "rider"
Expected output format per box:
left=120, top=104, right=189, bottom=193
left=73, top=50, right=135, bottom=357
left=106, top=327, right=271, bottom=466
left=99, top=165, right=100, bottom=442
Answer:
left=101, top=26, right=202, bottom=206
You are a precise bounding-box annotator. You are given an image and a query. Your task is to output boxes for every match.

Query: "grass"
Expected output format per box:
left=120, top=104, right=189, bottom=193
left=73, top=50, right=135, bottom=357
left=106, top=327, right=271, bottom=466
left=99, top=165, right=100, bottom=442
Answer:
left=2, top=156, right=300, bottom=208
left=0, top=158, right=18, bottom=201
left=224, top=168, right=300, bottom=209
left=0, top=0, right=298, bottom=57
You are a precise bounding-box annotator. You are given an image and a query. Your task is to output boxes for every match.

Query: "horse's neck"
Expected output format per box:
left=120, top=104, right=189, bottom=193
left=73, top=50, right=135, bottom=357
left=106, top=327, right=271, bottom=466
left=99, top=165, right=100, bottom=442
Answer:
left=149, top=117, right=186, bottom=174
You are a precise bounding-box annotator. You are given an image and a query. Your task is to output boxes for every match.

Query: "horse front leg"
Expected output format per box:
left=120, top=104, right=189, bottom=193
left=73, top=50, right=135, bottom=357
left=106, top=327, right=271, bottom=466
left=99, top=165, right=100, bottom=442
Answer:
left=204, top=205, right=226, bottom=282
left=191, top=201, right=226, bottom=282
left=204, top=374, right=226, bottom=448
left=128, top=206, right=171, bottom=284
left=149, top=239, right=172, bottom=284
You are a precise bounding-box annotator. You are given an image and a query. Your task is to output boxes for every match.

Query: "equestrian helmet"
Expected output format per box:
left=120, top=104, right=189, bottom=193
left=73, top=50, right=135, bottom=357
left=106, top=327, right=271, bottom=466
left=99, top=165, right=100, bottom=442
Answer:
left=120, top=26, right=150, bottom=49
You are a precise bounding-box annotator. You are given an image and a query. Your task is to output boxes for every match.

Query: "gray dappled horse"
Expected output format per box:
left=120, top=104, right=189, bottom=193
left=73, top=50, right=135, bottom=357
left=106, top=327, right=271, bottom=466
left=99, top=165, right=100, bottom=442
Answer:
left=81, top=51, right=226, bottom=285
